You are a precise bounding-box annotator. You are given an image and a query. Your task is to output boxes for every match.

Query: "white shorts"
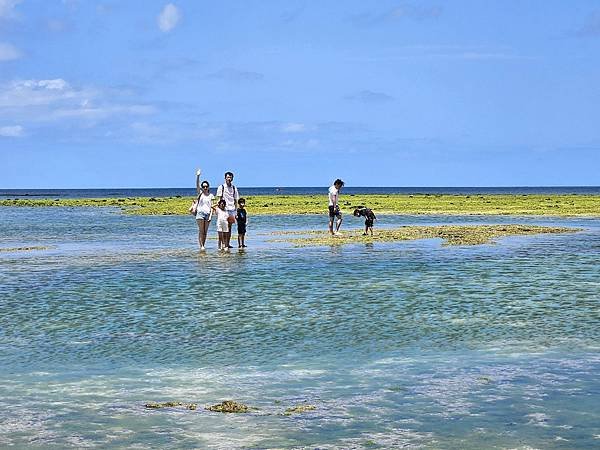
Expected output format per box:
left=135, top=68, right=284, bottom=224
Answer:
left=216, top=220, right=229, bottom=233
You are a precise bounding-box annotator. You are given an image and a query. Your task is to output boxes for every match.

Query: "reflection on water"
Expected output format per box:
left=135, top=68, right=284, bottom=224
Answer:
left=1, top=207, right=599, bottom=448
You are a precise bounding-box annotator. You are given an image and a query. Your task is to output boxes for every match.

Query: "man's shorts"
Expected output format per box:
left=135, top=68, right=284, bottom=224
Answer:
left=328, top=205, right=342, bottom=219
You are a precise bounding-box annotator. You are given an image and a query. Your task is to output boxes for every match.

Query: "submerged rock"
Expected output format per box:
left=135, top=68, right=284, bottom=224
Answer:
left=284, top=404, right=317, bottom=415
left=206, top=400, right=250, bottom=413
left=145, top=401, right=197, bottom=410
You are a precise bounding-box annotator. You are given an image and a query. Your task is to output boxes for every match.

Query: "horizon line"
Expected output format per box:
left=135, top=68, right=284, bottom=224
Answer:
left=2, top=185, right=600, bottom=190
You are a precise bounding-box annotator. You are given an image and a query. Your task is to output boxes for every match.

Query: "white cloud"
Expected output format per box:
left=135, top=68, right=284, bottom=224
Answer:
left=51, top=104, right=156, bottom=120
left=158, top=3, right=181, bottom=32
left=281, top=123, right=307, bottom=133
left=0, top=0, right=21, bottom=19
left=0, top=78, right=156, bottom=125
left=0, top=42, right=20, bottom=61
left=0, top=124, right=24, bottom=137
left=28, top=79, right=69, bottom=90
left=0, top=78, right=90, bottom=108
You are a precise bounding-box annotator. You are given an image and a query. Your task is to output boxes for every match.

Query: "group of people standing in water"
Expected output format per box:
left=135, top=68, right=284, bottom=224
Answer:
left=192, top=169, right=247, bottom=250
left=192, top=172, right=377, bottom=251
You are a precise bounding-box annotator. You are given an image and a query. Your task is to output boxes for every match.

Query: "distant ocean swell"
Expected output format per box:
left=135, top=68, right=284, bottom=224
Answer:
left=1, top=186, right=600, bottom=199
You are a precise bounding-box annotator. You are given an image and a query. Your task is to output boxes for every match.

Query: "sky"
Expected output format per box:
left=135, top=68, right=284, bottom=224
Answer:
left=0, top=0, right=599, bottom=188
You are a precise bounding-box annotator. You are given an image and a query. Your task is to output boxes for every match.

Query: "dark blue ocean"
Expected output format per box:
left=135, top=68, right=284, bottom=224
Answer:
left=1, top=186, right=600, bottom=199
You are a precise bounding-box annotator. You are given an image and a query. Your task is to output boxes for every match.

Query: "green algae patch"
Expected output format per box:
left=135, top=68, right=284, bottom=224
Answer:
left=206, top=400, right=251, bottom=413
left=145, top=401, right=197, bottom=410
left=2, top=194, right=600, bottom=217
left=0, top=197, right=189, bottom=215
left=0, top=246, right=50, bottom=252
left=270, top=224, right=580, bottom=247
left=284, top=404, right=317, bottom=415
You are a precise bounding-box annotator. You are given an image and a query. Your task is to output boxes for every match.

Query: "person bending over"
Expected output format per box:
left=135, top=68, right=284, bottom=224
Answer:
left=353, top=206, right=377, bottom=236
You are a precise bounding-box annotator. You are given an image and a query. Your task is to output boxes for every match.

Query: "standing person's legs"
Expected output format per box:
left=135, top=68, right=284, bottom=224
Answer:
left=225, top=210, right=236, bottom=248
left=201, top=219, right=210, bottom=248
left=196, top=219, right=204, bottom=249
left=238, top=224, right=246, bottom=247
left=328, top=205, right=335, bottom=235
left=366, top=218, right=374, bottom=236
left=226, top=223, right=232, bottom=248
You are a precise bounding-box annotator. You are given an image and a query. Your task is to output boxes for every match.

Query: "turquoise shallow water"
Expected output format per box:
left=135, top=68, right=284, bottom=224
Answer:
left=1, top=207, right=599, bottom=449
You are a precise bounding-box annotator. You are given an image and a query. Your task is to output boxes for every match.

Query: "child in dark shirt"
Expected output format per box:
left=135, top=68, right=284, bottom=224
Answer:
left=353, top=206, right=377, bottom=236
left=236, top=198, right=248, bottom=248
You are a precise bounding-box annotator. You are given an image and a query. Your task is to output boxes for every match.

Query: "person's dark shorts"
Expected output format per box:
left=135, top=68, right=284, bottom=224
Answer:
left=365, top=218, right=374, bottom=227
left=328, top=205, right=342, bottom=219
left=237, top=223, right=246, bottom=234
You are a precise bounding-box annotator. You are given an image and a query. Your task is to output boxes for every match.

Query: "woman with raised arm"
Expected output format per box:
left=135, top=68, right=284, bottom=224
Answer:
left=194, top=168, right=215, bottom=250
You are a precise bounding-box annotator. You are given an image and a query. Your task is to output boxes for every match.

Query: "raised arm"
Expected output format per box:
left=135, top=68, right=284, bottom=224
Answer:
left=195, top=168, right=202, bottom=195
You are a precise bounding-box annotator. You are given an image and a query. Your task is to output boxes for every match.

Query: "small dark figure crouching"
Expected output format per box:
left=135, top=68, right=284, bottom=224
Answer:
left=353, top=206, right=377, bottom=236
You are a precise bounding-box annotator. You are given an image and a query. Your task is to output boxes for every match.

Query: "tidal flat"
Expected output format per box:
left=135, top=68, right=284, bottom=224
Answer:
left=267, top=224, right=579, bottom=247
left=2, top=193, right=600, bottom=216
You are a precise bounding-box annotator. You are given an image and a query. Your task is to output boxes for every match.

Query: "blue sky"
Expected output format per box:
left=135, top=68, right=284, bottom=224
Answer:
left=0, top=0, right=599, bottom=188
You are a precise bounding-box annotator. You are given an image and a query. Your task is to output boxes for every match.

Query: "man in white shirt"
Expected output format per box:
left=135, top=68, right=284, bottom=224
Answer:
left=216, top=171, right=240, bottom=248
left=328, top=178, right=344, bottom=235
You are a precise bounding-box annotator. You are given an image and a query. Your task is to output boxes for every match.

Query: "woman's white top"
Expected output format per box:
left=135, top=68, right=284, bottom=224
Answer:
left=197, top=193, right=214, bottom=214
